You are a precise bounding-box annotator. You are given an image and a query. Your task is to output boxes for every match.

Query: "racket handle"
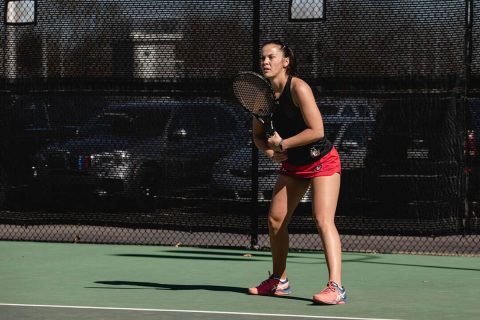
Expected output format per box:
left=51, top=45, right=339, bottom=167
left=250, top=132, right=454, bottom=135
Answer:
left=266, top=120, right=275, bottom=137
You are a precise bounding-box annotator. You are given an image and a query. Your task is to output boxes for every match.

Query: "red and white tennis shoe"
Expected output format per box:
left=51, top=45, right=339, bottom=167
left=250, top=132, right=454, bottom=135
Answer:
left=312, top=281, right=347, bottom=305
left=248, top=274, right=291, bottom=296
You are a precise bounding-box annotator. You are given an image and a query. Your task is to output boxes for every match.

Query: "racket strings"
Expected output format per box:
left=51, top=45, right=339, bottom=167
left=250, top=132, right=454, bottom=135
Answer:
left=233, top=76, right=275, bottom=117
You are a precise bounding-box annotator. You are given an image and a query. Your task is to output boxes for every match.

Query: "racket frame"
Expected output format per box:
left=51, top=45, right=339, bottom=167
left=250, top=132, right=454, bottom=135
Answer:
left=233, top=71, right=277, bottom=137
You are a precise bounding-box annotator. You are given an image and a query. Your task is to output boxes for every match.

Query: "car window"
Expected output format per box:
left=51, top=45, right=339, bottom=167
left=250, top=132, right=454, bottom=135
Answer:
left=81, top=113, right=133, bottom=135
left=131, top=110, right=171, bottom=136
left=469, top=99, right=480, bottom=147
left=18, top=101, right=50, bottom=130
left=81, top=109, right=171, bottom=136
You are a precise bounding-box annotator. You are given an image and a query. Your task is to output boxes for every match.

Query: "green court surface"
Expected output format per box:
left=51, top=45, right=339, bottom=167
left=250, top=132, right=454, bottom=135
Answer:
left=0, top=241, right=479, bottom=320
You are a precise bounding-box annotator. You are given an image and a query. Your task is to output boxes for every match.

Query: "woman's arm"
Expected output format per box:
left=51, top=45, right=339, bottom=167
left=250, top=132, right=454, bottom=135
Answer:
left=252, top=118, right=288, bottom=163
left=252, top=118, right=270, bottom=153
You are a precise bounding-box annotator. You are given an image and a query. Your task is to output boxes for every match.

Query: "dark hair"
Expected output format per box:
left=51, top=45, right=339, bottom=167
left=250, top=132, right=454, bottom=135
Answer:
left=261, top=40, right=298, bottom=76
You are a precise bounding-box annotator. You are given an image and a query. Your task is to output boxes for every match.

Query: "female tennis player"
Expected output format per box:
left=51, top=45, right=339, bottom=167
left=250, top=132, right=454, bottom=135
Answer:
left=247, top=40, right=347, bottom=305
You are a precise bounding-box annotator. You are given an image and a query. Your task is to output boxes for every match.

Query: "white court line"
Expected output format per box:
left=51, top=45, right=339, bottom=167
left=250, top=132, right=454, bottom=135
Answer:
left=0, top=303, right=402, bottom=320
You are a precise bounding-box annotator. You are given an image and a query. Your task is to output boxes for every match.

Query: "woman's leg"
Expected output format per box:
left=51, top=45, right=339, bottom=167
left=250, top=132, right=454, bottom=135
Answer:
left=269, top=174, right=310, bottom=279
left=311, top=173, right=342, bottom=285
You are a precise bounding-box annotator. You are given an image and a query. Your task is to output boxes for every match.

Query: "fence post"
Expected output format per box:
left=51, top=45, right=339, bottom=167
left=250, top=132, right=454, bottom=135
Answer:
left=250, top=0, right=261, bottom=249
left=464, top=0, right=474, bottom=232
left=465, top=0, right=473, bottom=95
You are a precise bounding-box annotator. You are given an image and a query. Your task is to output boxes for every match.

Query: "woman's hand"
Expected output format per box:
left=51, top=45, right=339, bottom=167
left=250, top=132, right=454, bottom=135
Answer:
left=271, top=150, right=288, bottom=163
left=264, top=149, right=288, bottom=163
left=267, top=132, right=284, bottom=152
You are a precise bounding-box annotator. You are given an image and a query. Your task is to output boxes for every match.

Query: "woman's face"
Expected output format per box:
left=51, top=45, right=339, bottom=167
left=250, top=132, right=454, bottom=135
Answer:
left=261, top=43, right=289, bottom=79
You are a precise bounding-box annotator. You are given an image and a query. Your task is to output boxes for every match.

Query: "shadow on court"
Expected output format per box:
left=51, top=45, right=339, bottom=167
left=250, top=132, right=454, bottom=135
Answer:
left=112, top=251, right=380, bottom=265
left=112, top=253, right=266, bottom=262
left=158, top=249, right=480, bottom=272
left=162, top=249, right=312, bottom=259
left=89, top=281, right=314, bottom=303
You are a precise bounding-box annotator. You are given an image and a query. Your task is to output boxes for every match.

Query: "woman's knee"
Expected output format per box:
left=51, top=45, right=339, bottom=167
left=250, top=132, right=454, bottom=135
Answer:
left=268, top=211, right=288, bottom=233
left=313, top=214, right=336, bottom=232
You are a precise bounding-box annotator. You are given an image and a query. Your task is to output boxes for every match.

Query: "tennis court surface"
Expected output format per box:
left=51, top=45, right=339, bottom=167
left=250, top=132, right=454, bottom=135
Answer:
left=0, top=241, right=478, bottom=320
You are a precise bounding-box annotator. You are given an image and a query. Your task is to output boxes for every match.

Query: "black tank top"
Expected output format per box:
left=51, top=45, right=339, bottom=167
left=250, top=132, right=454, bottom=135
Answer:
left=272, top=76, right=332, bottom=166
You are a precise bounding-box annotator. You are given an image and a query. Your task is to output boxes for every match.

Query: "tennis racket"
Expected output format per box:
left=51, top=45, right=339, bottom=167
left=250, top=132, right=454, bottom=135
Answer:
left=232, top=72, right=277, bottom=136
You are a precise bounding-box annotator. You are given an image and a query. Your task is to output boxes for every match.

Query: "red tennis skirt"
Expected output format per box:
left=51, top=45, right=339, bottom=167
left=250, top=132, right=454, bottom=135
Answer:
left=279, top=147, right=341, bottom=179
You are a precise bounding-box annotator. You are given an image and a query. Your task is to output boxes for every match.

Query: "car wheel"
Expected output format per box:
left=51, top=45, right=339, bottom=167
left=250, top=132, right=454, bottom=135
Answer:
left=134, top=164, right=160, bottom=210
